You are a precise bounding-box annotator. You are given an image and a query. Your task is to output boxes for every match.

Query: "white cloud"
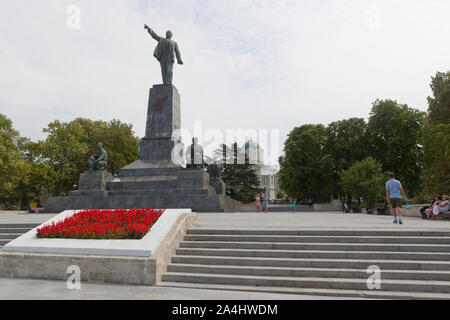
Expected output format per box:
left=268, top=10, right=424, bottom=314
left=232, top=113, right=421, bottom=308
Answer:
left=1, top=0, right=449, bottom=162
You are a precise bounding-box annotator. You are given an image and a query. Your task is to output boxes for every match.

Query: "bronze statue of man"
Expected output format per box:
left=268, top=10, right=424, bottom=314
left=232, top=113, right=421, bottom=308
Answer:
left=186, top=138, right=204, bottom=168
left=88, top=143, right=108, bottom=172
left=144, top=24, right=183, bottom=85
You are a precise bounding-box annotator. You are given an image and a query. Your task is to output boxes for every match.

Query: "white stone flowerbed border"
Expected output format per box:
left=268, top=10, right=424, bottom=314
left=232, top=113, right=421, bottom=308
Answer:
left=3, top=209, right=191, bottom=257
left=0, top=209, right=197, bottom=285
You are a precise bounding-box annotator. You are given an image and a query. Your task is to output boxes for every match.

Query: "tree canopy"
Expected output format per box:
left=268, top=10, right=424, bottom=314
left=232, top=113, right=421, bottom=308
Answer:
left=366, top=99, right=426, bottom=194
left=340, top=157, right=386, bottom=207
left=0, top=114, right=30, bottom=199
left=279, top=124, right=334, bottom=202
left=23, top=118, right=140, bottom=196
left=216, top=143, right=263, bottom=203
left=279, top=100, right=426, bottom=203
left=422, top=71, right=450, bottom=195
left=428, top=71, right=450, bottom=124
left=325, top=118, right=369, bottom=198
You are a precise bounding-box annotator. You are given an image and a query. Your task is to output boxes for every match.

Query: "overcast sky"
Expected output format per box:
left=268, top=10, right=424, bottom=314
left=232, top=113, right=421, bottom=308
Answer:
left=1, top=0, right=449, bottom=164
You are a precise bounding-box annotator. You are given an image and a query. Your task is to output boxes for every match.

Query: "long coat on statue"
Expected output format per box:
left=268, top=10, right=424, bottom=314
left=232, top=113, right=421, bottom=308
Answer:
left=153, top=38, right=182, bottom=64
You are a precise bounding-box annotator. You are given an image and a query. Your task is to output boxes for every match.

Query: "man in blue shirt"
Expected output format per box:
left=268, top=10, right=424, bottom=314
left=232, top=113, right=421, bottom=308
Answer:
left=386, top=173, right=409, bottom=224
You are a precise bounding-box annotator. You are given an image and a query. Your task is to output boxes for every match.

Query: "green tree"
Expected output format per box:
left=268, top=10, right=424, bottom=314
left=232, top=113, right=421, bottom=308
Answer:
left=279, top=124, right=334, bottom=202
left=325, top=118, right=369, bottom=198
left=0, top=114, right=30, bottom=201
left=422, top=123, right=450, bottom=195
left=91, top=119, right=141, bottom=174
left=25, top=118, right=140, bottom=196
left=340, top=157, right=386, bottom=207
left=428, top=71, right=450, bottom=124
left=366, top=99, right=426, bottom=195
left=218, top=143, right=263, bottom=203
left=422, top=71, right=450, bottom=195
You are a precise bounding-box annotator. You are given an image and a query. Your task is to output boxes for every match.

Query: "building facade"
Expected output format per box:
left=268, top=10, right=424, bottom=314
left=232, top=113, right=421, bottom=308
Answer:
left=244, top=140, right=279, bottom=201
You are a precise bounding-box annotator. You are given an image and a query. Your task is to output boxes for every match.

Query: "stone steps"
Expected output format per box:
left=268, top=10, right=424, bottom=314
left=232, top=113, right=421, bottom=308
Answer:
left=167, top=264, right=450, bottom=281
left=106, top=188, right=211, bottom=197
left=162, top=229, right=450, bottom=299
left=107, top=179, right=178, bottom=191
left=180, top=241, right=450, bottom=253
left=0, top=224, right=39, bottom=229
left=183, top=234, right=450, bottom=244
left=162, top=272, right=450, bottom=294
left=0, top=233, right=24, bottom=240
left=175, top=248, right=450, bottom=261
left=0, top=228, right=35, bottom=233
left=0, top=224, right=38, bottom=249
left=159, top=282, right=450, bottom=300
left=172, top=255, right=450, bottom=271
left=0, top=239, right=11, bottom=246
left=188, top=229, right=450, bottom=237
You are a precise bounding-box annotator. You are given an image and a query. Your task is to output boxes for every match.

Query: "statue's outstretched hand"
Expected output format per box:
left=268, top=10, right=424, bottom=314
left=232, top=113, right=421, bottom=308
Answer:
left=178, top=60, right=184, bottom=65
left=144, top=24, right=149, bottom=30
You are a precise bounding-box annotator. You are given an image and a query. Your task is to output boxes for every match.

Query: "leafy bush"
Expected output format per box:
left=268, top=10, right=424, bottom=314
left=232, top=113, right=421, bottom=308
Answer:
left=340, top=157, right=386, bottom=208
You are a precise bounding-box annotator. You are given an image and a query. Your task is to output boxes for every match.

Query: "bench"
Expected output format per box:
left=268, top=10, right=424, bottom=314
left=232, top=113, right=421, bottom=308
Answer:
left=29, top=202, right=44, bottom=214
left=30, top=207, right=44, bottom=214
left=434, top=211, right=450, bottom=220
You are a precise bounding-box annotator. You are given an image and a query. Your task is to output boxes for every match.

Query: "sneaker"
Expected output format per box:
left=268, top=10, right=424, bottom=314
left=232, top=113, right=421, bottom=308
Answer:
left=393, top=220, right=398, bottom=224
left=399, top=220, right=403, bottom=225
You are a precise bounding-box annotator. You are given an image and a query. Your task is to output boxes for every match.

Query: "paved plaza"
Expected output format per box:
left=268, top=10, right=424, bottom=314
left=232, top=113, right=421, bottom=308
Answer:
left=2, top=210, right=449, bottom=231
left=0, top=211, right=449, bottom=300
left=197, top=211, right=450, bottom=231
left=0, top=277, right=344, bottom=300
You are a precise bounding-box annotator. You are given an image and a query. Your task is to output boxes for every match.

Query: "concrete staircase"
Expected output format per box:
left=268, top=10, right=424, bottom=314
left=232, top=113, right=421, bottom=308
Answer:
left=0, top=224, right=38, bottom=250
left=161, top=229, right=450, bottom=299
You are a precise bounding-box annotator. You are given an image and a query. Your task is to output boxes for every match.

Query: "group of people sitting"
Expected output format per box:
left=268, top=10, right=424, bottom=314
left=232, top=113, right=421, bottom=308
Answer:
left=420, top=195, right=450, bottom=220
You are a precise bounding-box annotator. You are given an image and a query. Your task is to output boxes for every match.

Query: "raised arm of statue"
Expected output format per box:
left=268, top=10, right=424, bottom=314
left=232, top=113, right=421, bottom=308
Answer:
left=144, top=24, right=161, bottom=41
left=175, top=43, right=183, bottom=65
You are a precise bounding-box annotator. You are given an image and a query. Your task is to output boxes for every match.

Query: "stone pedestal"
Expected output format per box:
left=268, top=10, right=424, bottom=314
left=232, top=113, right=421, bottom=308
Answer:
left=78, top=172, right=113, bottom=191
left=211, top=180, right=226, bottom=196
left=68, top=172, right=113, bottom=197
left=140, top=85, right=183, bottom=164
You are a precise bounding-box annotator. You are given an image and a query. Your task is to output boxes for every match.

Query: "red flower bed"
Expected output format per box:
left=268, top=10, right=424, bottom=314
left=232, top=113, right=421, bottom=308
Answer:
left=37, top=208, right=165, bottom=240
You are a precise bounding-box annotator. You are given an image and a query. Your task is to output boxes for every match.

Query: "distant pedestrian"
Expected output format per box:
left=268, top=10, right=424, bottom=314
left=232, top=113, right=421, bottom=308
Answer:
left=291, top=199, right=296, bottom=214
left=386, top=173, right=409, bottom=225
left=341, top=197, right=346, bottom=213
left=254, top=194, right=261, bottom=212
left=262, top=194, right=269, bottom=214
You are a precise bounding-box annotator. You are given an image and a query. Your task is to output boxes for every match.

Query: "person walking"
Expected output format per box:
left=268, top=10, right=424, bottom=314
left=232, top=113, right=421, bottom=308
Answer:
left=254, top=194, right=261, bottom=213
left=341, top=197, right=347, bottom=213
left=262, top=194, right=269, bottom=215
left=386, top=173, right=409, bottom=225
left=291, top=199, right=296, bottom=215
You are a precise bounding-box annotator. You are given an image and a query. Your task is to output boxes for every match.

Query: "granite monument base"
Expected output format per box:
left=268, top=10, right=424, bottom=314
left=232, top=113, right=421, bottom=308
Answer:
left=43, top=84, right=241, bottom=213
left=44, top=166, right=241, bottom=213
